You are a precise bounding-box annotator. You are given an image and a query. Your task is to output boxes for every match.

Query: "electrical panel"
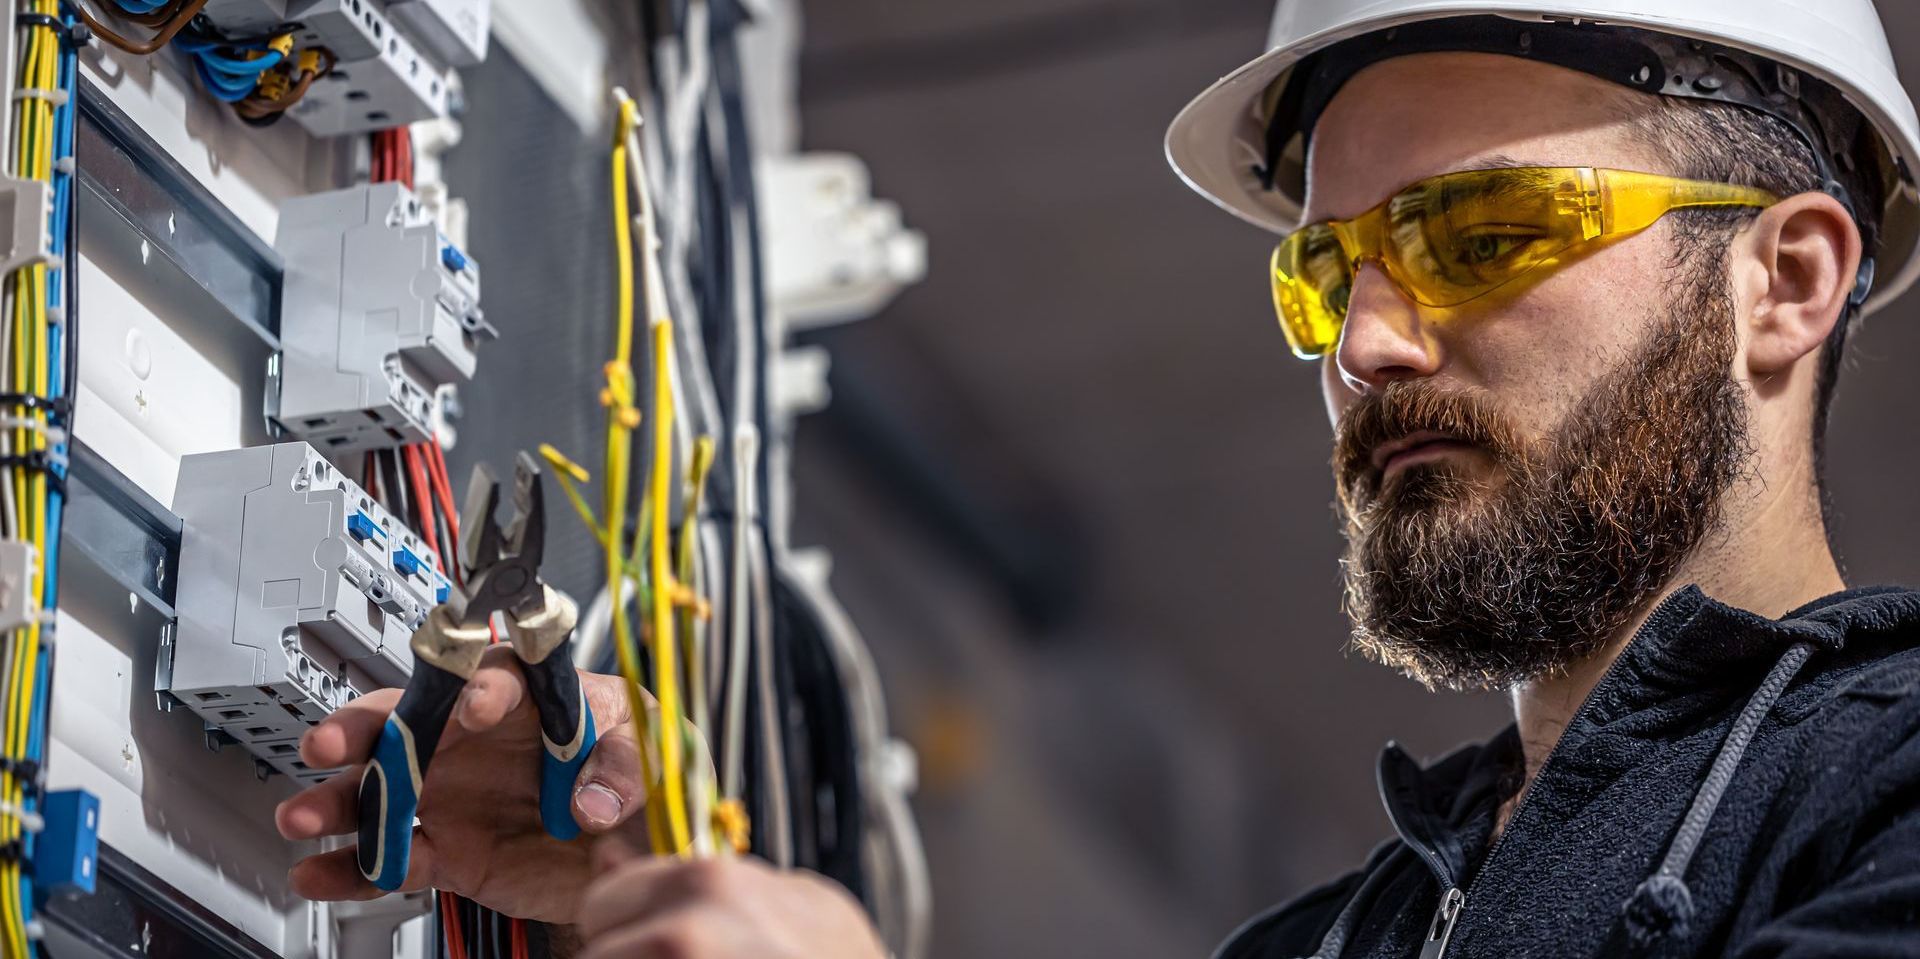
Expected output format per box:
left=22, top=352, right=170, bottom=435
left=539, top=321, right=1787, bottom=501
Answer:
left=386, top=0, right=490, bottom=68
left=197, top=0, right=463, bottom=136
left=163, top=442, right=449, bottom=784
left=286, top=5, right=452, bottom=137
left=271, top=180, right=492, bottom=452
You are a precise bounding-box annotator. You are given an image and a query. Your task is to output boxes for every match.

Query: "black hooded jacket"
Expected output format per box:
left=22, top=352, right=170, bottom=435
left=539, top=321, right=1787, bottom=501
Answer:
left=1218, top=586, right=1920, bottom=958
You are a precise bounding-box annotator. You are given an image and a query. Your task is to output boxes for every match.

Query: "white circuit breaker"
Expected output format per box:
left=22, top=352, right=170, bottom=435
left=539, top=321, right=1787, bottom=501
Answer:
left=272, top=180, right=493, bottom=452
left=387, top=0, right=491, bottom=67
left=162, top=442, right=448, bottom=784
left=198, top=0, right=462, bottom=136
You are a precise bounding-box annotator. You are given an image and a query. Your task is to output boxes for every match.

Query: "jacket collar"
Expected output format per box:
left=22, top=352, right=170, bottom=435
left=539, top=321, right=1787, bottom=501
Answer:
left=1371, top=584, right=1920, bottom=892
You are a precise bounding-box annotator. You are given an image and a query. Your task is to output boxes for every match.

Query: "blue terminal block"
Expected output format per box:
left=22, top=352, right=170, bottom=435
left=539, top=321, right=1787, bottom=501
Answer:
left=36, top=789, right=100, bottom=895
left=347, top=511, right=384, bottom=543
left=392, top=547, right=426, bottom=578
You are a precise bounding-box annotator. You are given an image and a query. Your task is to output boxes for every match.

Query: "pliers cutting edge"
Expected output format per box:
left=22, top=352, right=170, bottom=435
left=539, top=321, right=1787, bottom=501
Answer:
left=356, top=451, right=600, bottom=891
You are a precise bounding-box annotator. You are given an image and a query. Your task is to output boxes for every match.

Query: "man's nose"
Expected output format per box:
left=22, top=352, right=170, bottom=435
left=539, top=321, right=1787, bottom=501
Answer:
left=1332, top=262, right=1442, bottom=393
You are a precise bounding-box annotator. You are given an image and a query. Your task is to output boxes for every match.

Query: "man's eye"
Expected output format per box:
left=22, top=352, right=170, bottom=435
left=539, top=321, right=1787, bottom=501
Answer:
left=1453, top=226, right=1544, bottom=267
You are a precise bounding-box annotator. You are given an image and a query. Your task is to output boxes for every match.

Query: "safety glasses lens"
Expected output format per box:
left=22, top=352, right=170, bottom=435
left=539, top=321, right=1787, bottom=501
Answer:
left=1272, top=226, right=1350, bottom=358
left=1387, top=168, right=1581, bottom=305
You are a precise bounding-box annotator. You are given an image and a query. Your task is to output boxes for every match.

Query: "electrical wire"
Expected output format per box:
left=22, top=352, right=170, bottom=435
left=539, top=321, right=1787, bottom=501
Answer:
left=74, top=0, right=205, bottom=55
left=0, top=5, right=76, bottom=955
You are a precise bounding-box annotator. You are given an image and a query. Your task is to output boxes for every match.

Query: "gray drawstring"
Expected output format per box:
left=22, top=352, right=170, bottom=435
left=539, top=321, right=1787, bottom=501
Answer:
left=1622, top=640, right=1817, bottom=953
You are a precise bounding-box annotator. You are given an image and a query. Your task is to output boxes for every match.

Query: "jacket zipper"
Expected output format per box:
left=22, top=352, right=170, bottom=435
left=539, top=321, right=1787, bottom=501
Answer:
left=1418, top=886, right=1464, bottom=959
left=1410, top=589, right=1699, bottom=958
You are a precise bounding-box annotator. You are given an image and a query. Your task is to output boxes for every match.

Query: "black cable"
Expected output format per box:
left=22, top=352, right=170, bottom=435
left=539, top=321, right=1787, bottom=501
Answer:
left=61, top=138, right=77, bottom=437
left=379, top=448, right=409, bottom=527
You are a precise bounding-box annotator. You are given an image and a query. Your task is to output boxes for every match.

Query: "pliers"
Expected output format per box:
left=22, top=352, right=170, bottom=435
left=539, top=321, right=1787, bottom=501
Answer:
left=355, top=451, right=600, bottom=891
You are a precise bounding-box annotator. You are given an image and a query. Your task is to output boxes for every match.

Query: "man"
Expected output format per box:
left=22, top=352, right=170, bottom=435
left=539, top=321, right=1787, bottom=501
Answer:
left=276, top=1, right=1920, bottom=956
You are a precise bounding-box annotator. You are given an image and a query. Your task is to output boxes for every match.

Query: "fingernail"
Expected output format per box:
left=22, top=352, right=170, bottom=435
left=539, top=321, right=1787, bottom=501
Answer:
left=575, top=782, right=623, bottom=827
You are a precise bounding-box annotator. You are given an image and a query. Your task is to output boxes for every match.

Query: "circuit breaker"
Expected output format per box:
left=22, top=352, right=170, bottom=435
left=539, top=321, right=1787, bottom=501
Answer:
left=387, top=0, right=491, bottom=67
left=162, top=442, right=450, bottom=783
left=272, top=181, right=493, bottom=452
left=198, top=0, right=458, bottom=136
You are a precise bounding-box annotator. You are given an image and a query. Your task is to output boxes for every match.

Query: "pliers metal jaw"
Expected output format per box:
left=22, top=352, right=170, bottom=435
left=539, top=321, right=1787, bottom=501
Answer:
left=355, top=452, right=601, bottom=892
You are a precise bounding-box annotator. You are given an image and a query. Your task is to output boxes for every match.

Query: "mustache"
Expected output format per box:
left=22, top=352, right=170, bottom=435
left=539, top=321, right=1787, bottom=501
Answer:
left=1332, top=382, right=1524, bottom=504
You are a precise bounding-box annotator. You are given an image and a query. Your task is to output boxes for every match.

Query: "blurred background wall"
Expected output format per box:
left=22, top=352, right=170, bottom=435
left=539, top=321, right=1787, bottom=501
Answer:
left=778, top=2, right=1920, bottom=956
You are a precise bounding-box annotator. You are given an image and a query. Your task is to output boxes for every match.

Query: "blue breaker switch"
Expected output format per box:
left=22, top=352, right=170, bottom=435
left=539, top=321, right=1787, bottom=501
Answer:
left=436, top=579, right=451, bottom=604
left=441, top=242, right=470, bottom=273
left=392, top=547, right=426, bottom=578
left=347, top=511, right=384, bottom=543
left=36, top=789, right=100, bottom=895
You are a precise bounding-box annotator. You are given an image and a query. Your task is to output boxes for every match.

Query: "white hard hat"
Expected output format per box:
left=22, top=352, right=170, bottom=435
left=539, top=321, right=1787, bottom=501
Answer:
left=1164, top=1, right=1920, bottom=316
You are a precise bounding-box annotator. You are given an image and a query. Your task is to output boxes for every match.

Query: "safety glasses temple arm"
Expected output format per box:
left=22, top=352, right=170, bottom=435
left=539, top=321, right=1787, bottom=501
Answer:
left=1599, top=168, right=1781, bottom=235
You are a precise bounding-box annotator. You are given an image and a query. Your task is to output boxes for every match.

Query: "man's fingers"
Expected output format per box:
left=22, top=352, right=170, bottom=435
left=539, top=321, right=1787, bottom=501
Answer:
left=456, top=647, right=529, bottom=732
left=576, top=914, right=715, bottom=959
left=286, top=830, right=442, bottom=901
left=300, top=689, right=401, bottom=769
left=275, top=766, right=363, bottom=840
left=591, top=835, right=642, bottom=874
left=577, top=856, right=702, bottom=941
left=574, top=720, right=645, bottom=833
left=582, top=672, right=654, bottom=731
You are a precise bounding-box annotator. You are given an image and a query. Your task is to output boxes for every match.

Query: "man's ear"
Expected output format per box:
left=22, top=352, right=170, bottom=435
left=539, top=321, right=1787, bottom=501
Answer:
left=1741, top=191, right=1863, bottom=376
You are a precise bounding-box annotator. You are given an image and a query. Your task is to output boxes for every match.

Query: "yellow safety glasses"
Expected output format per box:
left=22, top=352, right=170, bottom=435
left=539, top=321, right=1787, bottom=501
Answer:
left=1270, top=166, right=1780, bottom=358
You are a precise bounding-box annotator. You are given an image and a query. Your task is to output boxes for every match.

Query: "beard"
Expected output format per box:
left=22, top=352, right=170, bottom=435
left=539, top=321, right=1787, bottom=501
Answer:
left=1332, top=271, right=1753, bottom=692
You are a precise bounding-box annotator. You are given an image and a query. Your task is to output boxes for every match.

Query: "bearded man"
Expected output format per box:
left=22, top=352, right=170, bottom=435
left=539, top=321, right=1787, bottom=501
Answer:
left=274, top=2, right=1920, bottom=957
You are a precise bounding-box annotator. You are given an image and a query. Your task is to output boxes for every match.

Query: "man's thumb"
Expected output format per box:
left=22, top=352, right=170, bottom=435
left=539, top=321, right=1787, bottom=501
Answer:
left=573, top=721, right=647, bottom=833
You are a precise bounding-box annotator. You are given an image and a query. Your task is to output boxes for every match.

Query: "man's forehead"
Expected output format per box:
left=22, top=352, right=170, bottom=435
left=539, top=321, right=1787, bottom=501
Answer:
left=1301, top=52, right=1662, bottom=222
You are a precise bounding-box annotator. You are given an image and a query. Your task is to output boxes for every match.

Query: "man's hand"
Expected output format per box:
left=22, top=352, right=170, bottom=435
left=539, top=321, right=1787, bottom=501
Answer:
left=274, top=649, right=650, bottom=924
left=576, top=842, right=888, bottom=959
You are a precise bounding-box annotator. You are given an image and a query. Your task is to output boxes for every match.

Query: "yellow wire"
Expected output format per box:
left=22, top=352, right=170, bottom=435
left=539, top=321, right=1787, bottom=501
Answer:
left=3, top=7, right=58, bottom=952
left=598, top=92, right=673, bottom=855
left=646, top=319, right=690, bottom=853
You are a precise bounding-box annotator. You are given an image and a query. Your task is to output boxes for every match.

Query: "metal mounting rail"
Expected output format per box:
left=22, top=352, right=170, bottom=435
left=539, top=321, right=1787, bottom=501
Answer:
left=64, top=439, right=181, bottom=622
left=40, top=844, right=282, bottom=959
left=76, top=77, right=283, bottom=350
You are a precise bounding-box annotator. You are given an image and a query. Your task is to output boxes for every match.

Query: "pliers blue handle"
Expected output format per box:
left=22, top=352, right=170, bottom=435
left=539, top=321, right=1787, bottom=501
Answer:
left=353, top=453, right=600, bottom=892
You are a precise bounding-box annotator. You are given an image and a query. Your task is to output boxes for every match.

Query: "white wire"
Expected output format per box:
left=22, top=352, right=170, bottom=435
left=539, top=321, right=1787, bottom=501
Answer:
left=720, top=426, right=758, bottom=800
left=747, top=534, right=791, bottom=866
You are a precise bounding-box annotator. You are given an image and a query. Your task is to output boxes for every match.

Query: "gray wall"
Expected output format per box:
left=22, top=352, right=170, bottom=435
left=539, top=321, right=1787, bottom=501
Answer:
left=787, top=2, right=1920, bottom=957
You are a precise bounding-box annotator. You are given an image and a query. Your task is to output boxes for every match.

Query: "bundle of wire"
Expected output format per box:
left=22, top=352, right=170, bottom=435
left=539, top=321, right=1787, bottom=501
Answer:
left=91, top=1, right=332, bottom=122
left=0, top=3, right=79, bottom=956
left=538, top=86, right=736, bottom=863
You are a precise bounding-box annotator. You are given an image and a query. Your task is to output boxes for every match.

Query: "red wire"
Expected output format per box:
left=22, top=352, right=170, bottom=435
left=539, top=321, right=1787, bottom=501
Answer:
left=363, top=451, right=380, bottom=504
left=400, top=128, right=416, bottom=190
left=403, top=444, right=442, bottom=568
left=440, top=890, right=468, bottom=959
left=511, top=917, right=528, bottom=959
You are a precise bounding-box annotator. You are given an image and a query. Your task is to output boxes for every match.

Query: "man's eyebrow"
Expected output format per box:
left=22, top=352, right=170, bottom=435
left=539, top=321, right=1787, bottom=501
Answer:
left=1458, top=153, right=1553, bottom=171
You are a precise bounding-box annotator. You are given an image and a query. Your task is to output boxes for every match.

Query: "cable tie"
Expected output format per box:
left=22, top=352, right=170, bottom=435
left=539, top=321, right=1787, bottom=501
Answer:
left=0, top=803, right=45, bottom=834
left=0, top=393, right=74, bottom=418
left=54, top=156, right=74, bottom=177
left=19, top=11, right=89, bottom=48
left=22, top=919, right=41, bottom=942
left=0, top=452, right=71, bottom=493
left=0, top=418, right=68, bottom=443
left=12, top=87, right=69, bottom=107
left=0, top=758, right=43, bottom=783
